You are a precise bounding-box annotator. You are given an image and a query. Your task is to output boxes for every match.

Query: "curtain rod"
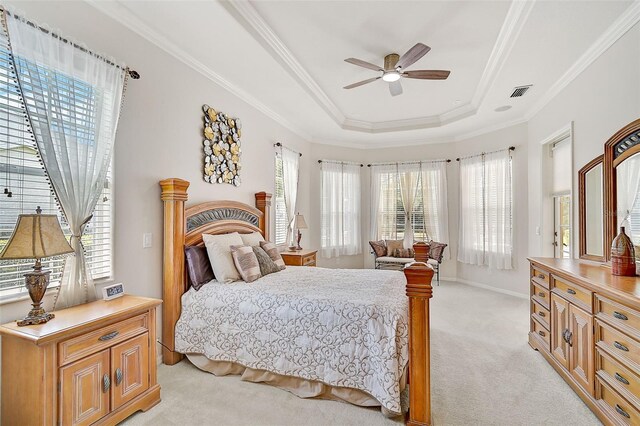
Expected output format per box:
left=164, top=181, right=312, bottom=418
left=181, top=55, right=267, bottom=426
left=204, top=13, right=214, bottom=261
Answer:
left=318, top=159, right=363, bottom=167
left=367, top=159, right=451, bottom=167
left=1, top=8, right=140, bottom=80
left=455, top=146, right=515, bottom=162
left=274, top=142, right=302, bottom=157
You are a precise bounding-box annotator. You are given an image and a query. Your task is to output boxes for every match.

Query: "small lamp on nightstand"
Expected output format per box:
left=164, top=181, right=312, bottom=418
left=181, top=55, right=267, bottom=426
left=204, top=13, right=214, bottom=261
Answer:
left=289, top=213, right=308, bottom=251
left=0, top=207, right=74, bottom=326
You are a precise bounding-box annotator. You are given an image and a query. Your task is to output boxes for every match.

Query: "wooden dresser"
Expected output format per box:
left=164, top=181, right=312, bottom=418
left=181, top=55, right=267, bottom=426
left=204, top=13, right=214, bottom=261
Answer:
left=529, top=257, right=640, bottom=425
left=281, top=249, right=317, bottom=267
left=0, top=295, right=162, bottom=425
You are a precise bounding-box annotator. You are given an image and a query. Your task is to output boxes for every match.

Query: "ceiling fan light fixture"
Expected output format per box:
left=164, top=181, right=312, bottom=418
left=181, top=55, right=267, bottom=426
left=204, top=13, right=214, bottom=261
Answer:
left=382, top=71, right=401, bottom=82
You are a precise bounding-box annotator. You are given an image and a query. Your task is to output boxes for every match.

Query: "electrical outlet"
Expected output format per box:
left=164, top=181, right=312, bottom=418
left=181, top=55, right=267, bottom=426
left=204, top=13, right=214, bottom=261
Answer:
left=535, top=226, right=541, bottom=236
left=143, top=233, right=152, bottom=248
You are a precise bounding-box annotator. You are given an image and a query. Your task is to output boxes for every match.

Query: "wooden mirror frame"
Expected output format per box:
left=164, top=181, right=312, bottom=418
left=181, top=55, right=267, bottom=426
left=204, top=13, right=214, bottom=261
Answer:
left=579, top=155, right=605, bottom=261
left=604, top=117, right=640, bottom=260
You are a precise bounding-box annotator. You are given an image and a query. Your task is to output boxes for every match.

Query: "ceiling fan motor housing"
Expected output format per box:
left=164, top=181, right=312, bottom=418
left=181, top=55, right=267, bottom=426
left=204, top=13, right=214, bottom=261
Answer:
left=384, top=53, right=400, bottom=71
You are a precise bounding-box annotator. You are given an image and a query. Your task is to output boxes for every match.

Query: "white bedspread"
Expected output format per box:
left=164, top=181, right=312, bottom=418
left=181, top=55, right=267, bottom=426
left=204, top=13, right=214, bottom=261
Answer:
left=175, top=266, right=409, bottom=414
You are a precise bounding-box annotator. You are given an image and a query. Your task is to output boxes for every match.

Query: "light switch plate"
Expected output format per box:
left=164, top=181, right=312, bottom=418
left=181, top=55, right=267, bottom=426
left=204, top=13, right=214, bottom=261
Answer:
left=143, top=233, right=152, bottom=248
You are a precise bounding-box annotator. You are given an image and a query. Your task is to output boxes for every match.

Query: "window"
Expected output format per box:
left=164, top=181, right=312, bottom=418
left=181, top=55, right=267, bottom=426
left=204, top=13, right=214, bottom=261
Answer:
left=457, top=150, right=513, bottom=270
left=320, top=161, right=361, bottom=258
left=0, top=41, right=113, bottom=296
left=274, top=153, right=287, bottom=245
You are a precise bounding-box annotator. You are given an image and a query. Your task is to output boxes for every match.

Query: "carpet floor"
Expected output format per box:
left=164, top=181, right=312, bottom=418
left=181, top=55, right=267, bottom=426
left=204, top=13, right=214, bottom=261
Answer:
left=123, top=281, right=601, bottom=425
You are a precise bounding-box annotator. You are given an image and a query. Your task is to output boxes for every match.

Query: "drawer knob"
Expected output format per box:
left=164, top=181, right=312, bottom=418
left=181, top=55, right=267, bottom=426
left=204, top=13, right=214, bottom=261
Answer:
left=99, top=331, right=119, bottom=341
left=102, top=374, right=111, bottom=393
left=614, top=341, right=630, bottom=352
left=562, top=329, right=573, bottom=346
left=616, top=404, right=631, bottom=419
left=538, top=311, right=546, bottom=318
left=615, top=372, right=630, bottom=385
left=538, top=330, right=546, bottom=337
left=566, top=289, right=577, bottom=295
left=614, top=311, right=629, bottom=321
left=537, top=274, right=545, bottom=279
left=115, top=367, right=123, bottom=386
left=538, top=292, right=545, bottom=298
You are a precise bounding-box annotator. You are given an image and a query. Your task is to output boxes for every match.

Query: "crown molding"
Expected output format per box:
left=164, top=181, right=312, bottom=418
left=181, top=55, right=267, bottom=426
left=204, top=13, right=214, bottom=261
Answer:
left=525, top=0, right=640, bottom=120
left=85, top=0, right=311, bottom=141
left=226, top=0, right=534, bottom=134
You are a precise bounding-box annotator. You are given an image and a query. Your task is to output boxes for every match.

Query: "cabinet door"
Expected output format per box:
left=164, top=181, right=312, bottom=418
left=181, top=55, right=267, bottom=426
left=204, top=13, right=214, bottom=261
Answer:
left=569, top=304, right=594, bottom=395
left=111, top=333, right=149, bottom=409
left=551, top=294, right=570, bottom=370
left=60, top=349, right=110, bottom=426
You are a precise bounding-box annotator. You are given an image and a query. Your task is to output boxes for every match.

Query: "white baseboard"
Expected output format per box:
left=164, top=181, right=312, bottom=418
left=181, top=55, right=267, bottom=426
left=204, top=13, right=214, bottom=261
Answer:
left=439, top=277, right=529, bottom=300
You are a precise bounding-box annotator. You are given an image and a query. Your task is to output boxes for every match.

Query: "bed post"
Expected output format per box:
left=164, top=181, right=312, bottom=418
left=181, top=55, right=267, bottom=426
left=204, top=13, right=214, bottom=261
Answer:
left=159, top=178, right=190, bottom=365
left=404, top=242, right=434, bottom=426
left=255, top=192, right=272, bottom=241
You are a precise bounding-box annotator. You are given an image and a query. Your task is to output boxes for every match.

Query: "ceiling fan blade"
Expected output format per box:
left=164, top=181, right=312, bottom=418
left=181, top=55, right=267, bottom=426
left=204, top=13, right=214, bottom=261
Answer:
left=396, top=43, right=431, bottom=70
left=403, top=70, right=451, bottom=80
left=344, top=58, right=383, bottom=72
left=343, top=76, right=381, bottom=89
left=389, top=80, right=403, bottom=97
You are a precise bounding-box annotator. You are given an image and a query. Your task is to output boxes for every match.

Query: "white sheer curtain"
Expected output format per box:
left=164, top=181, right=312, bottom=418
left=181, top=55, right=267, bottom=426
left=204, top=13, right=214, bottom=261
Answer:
left=421, top=162, right=450, bottom=258
left=7, top=13, right=126, bottom=307
left=370, top=164, right=398, bottom=240
left=280, top=146, right=299, bottom=246
left=457, top=150, right=513, bottom=269
left=321, top=162, right=361, bottom=258
left=617, top=154, right=640, bottom=232
left=398, top=163, right=420, bottom=248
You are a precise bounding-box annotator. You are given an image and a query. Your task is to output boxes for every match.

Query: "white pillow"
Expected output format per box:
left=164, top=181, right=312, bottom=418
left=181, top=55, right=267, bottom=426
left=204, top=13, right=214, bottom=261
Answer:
left=240, top=231, right=265, bottom=247
left=202, top=232, right=244, bottom=283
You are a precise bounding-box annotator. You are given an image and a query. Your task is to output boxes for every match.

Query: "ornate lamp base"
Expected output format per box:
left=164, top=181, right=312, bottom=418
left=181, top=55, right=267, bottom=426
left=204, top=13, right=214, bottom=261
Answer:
left=17, top=260, right=54, bottom=327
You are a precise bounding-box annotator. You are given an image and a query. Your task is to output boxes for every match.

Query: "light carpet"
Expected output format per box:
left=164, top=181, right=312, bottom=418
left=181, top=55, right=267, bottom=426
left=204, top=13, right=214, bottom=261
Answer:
left=123, top=281, right=600, bottom=425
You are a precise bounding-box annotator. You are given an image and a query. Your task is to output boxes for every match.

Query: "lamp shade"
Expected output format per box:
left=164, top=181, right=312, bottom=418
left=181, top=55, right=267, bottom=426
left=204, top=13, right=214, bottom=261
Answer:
left=0, top=212, right=73, bottom=260
left=292, top=213, right=308, bottom=230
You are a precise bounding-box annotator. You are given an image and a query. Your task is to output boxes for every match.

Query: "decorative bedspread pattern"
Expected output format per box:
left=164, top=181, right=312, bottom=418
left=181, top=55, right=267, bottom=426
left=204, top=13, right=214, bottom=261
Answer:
left=175, top=266, right=409, bottom=414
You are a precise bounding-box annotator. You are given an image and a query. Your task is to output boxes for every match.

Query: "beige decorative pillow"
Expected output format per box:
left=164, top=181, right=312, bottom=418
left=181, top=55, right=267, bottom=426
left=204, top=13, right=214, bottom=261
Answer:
left=386, top=239, right=404, bottom=256
left=240, top=231, right=265, bottom=247
left=230, top=245, right=262, bottom=283
left=202, top=232, right=244, bottom=283
left=259, top=241, right=286, bottom=270
left=392, top=248, right=415, bottom=258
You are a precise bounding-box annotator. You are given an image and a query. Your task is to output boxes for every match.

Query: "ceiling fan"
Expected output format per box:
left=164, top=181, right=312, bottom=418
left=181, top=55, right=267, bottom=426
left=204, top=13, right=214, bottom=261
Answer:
left=343, top=43, right=450, bottom=97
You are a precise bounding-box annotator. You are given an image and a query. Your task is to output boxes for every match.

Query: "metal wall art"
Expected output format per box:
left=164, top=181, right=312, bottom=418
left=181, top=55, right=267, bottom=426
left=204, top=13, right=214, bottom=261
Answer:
left=202, top=104, right=242, bottom=186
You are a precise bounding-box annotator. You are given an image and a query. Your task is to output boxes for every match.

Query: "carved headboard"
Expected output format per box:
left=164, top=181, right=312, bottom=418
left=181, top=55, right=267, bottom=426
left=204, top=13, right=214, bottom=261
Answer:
left=159, top=178, right=272, bottom=364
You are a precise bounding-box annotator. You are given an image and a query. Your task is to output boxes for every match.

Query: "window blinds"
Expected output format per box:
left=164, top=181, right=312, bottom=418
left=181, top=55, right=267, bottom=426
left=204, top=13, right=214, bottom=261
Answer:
left=274, top=153, right=287, bottom=245
left=0, top=27, right=112, bottom=293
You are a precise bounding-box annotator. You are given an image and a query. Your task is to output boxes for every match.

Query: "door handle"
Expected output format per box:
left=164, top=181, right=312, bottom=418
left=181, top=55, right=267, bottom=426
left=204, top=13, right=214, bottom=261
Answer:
left=102, top=374, right=111, bottom=393
left=115, top=368, right=123, bottom=386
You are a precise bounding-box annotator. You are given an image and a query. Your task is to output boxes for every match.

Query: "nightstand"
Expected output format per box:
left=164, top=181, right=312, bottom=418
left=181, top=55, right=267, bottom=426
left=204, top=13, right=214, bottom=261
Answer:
left=0, top=295, right=162, bottom=425
left=281, top=249, right=317, bottom=266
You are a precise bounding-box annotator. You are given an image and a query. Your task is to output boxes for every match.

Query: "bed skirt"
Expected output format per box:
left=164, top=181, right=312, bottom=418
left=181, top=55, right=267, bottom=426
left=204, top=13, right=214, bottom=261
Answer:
left=186, top=354, right=408, bottom=418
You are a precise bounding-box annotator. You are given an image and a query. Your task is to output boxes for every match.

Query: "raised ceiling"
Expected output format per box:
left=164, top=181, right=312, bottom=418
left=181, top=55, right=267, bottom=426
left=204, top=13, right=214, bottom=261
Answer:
left=90, top=0, right=638, bottom=147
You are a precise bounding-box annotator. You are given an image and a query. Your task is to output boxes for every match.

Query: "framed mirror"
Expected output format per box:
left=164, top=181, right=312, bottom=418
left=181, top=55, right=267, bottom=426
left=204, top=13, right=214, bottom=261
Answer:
left=579, top=155, right=604, bottom=261
left=604, top=118, right=640, bottom=269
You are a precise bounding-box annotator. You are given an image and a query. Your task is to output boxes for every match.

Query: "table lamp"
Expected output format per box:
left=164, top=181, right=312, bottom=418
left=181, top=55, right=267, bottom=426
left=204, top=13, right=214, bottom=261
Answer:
left=290, top=213, right=308, bottom=251
left=0, top=207, right=74, bottom=326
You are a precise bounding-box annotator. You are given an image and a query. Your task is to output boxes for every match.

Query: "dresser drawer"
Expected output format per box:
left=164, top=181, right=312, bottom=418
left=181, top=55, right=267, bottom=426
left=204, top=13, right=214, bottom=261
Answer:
left=59, top=313, right=149, bottom=366
left=553, top=277, right=593, bottom=313
left=531, top=266, right=550, bottom=288
left=596, top=320, right=640, bottom=370
left=597, top=377, right=640, bottom=425
left=302, top=253, right=316, bottom=266
left=597, top=296, right=640, bottom=339
left=598, top=348, right=640, bottom=406
left=532, top=300, right=550, bottom=330
left=532, top=282, right=550, bottom=310
left=532, top=317, right=550, bottom=350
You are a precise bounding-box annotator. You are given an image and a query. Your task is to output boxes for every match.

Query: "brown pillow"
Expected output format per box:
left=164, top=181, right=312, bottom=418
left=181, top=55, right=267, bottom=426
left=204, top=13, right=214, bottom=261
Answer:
left=369, top=240, right=387, bottom=257
left=185, top=246, right=214, bottom=291
left=386, top=239, right=404, bottom=256
left=259, top=241, right=286, bottom=270
left=253, top=246, right=281, bottom=277
left=392, top=248, right=415, bottom=258
left=429, top=241, right=448, bottom=263
left=230, top=245, right=262, bottom=283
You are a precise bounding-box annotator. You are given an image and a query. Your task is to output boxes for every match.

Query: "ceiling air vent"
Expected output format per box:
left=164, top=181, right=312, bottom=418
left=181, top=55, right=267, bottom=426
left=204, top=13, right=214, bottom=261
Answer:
left=510, top=85, right=532, bottom=98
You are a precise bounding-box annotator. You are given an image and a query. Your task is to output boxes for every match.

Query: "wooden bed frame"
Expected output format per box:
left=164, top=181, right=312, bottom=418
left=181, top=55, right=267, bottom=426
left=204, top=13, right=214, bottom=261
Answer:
left=159, top=178, right=435, bottom=426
